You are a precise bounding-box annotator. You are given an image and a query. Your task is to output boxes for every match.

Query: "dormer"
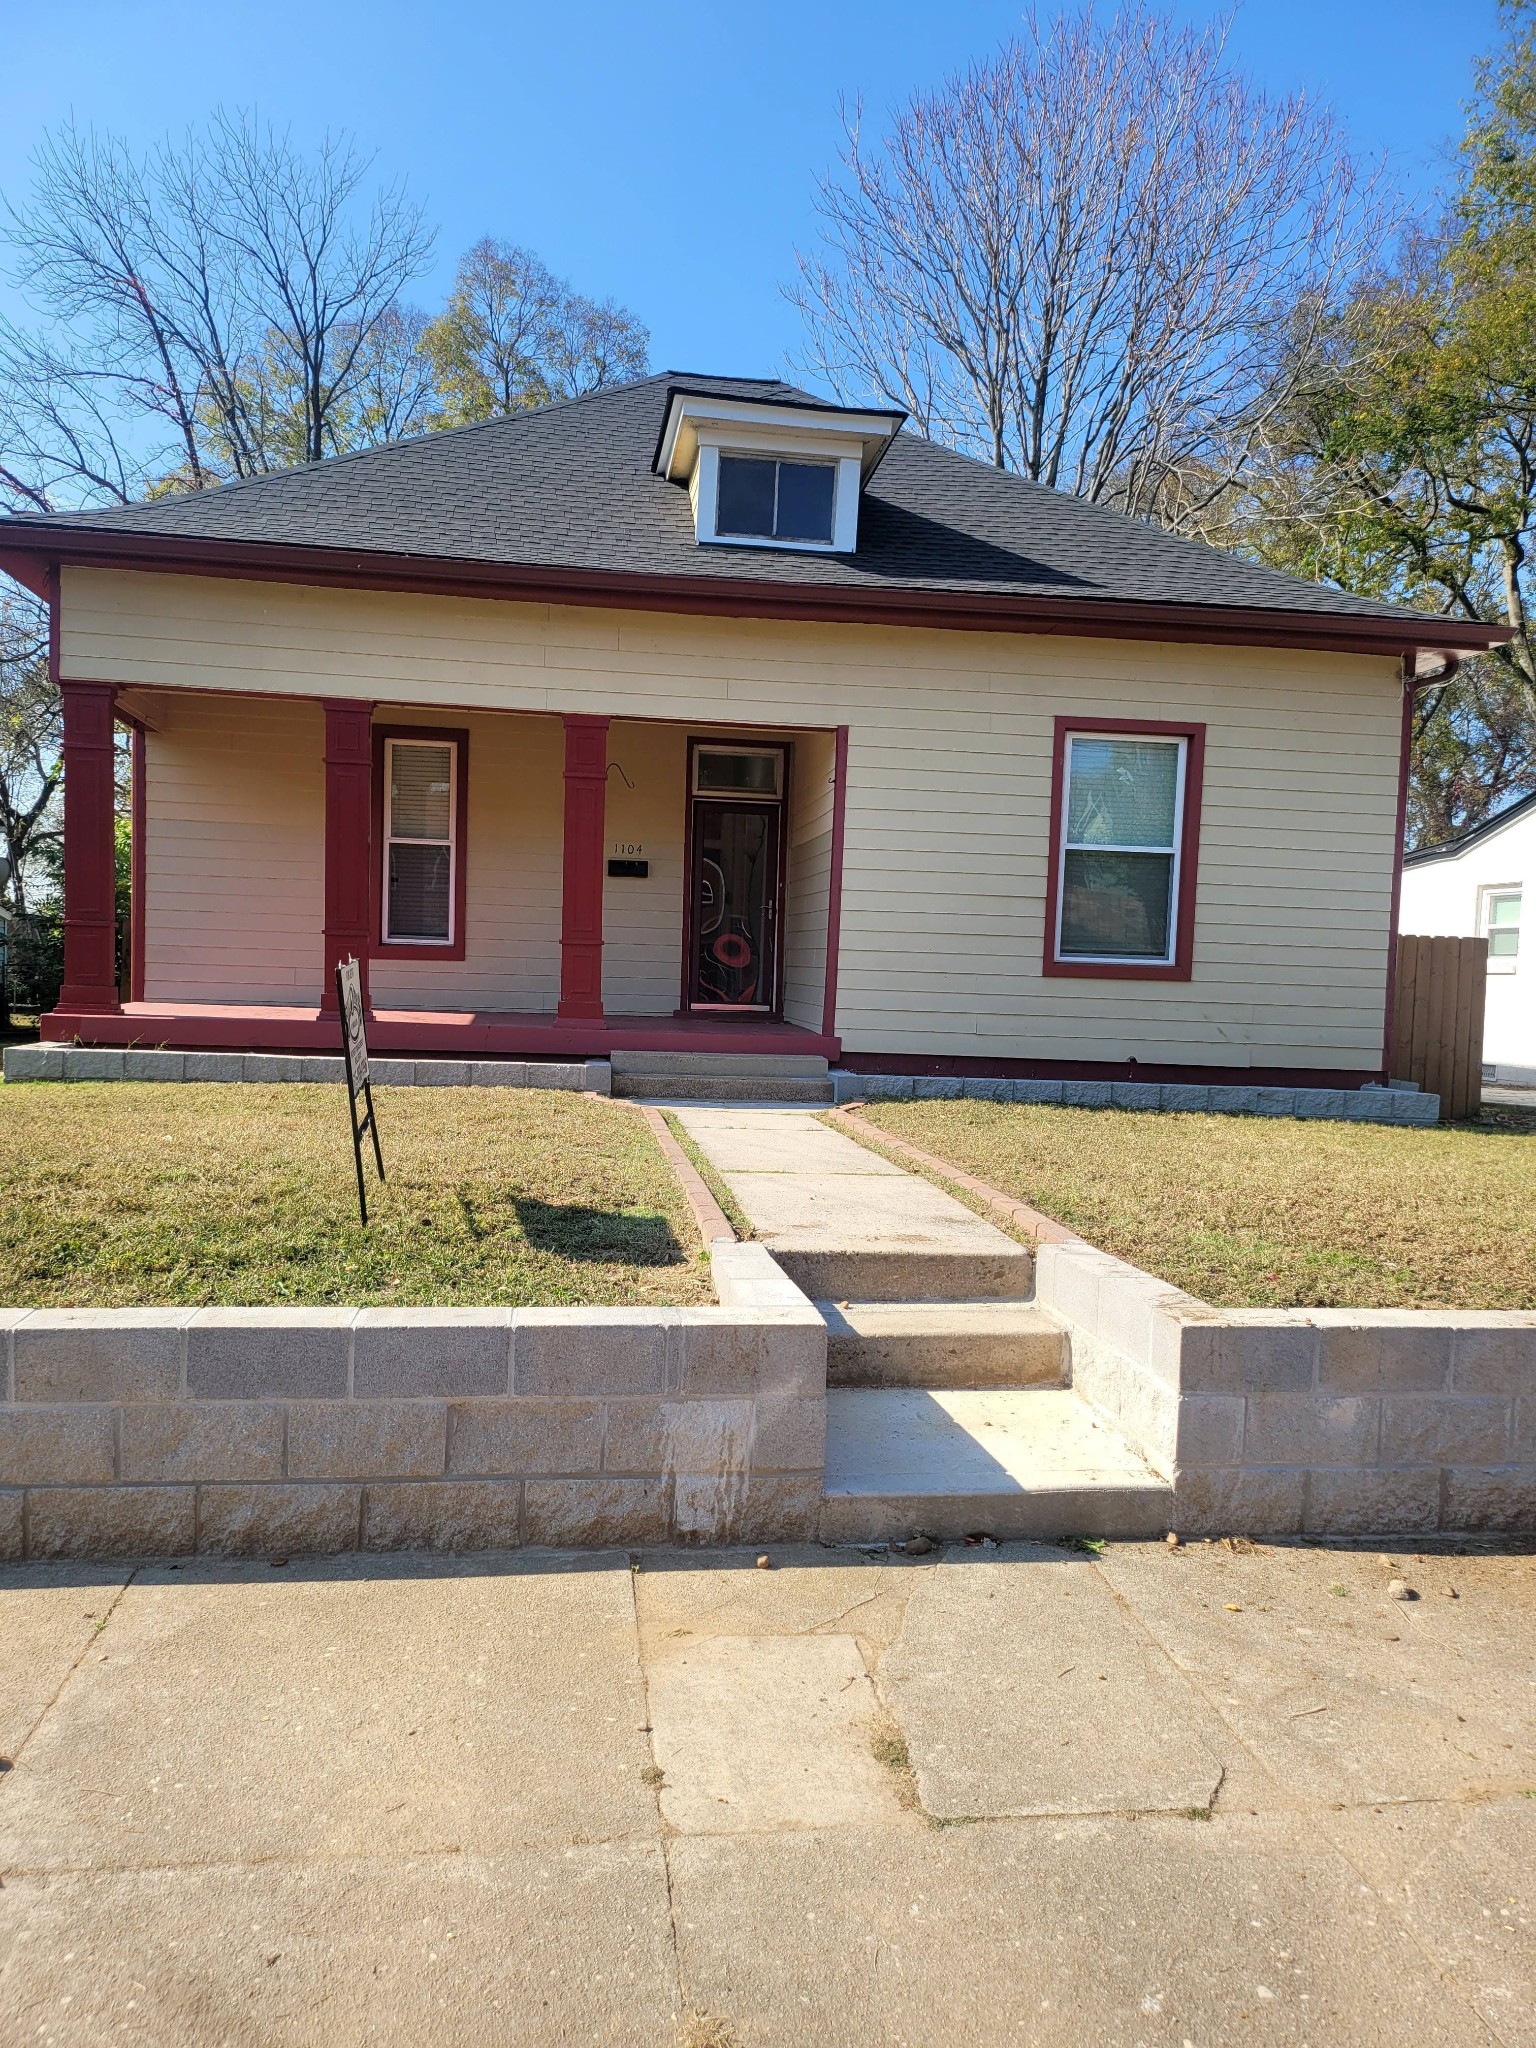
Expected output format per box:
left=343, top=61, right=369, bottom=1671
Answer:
left=653, top=387, right=906, bottom=554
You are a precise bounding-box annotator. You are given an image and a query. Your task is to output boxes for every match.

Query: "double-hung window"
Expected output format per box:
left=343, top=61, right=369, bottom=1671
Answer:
left=381, top=734, right=461, bottom=947
left=1481, top=886, right=1521, bottom=973
left=1049, top=725, right=1201, bottom=975
left=715, top=455, right=837, bottom=544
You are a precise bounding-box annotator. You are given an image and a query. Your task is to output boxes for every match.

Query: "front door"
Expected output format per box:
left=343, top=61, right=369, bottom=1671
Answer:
left=686, top=745, right=786, bottom=1012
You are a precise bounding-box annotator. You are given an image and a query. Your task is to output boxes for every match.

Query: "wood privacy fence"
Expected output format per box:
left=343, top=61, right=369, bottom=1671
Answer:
left=1392, top=934, right=1488, bottom=1120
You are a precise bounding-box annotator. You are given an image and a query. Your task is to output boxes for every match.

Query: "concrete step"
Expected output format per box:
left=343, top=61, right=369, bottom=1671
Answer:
left=819, top=1388, right=1173, bottom=1543
left=775, top=1245, right=1033, bottom=1303
left=612, top=1075, right=834, bottom=1103
left=820, top=1301, right=1068, bottom=1390
left=611, top=1051, right=829, bottom=1078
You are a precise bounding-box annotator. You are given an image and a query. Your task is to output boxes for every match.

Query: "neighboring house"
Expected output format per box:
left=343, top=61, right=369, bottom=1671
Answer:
left=1401, top=791, right=1535, bottom=1086
left=0, top=374, right=1505, bottom=1083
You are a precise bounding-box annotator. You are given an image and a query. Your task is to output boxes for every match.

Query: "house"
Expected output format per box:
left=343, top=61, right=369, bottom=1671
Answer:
left=0, top=374, right=1506, bottom=1087
left=1401, top=790, right=1534, bottom=1086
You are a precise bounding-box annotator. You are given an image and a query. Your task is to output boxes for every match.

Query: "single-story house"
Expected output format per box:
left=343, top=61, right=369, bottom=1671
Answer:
left=0, top=374, right=1506, bottom=1082
left=1401, top=789, right=1534, bottom=1087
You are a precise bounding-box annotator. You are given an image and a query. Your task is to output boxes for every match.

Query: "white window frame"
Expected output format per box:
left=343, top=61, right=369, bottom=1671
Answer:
left=382, top=735, right=458, bottom=947
left=692, top=443, right=863, bottom=554
left=1054, top=732, right=1188, bottom=967
left=1479, top=882, right=1522, bottom=975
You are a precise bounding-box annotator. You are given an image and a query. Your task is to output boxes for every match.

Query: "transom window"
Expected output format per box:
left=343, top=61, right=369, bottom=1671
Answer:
left=692, top=745, right=784, bottom=798
left=383, top=737, right=457, bottom=944
left=715, top=455, right=836, bottom=545
left=1482, top=886, right=1521, bottom=971
left=1056, top=733, right=1187, bottom=964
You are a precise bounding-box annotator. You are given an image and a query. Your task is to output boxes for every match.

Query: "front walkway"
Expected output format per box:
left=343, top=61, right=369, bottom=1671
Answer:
left=2, top=1540, right=1529, bottom=2044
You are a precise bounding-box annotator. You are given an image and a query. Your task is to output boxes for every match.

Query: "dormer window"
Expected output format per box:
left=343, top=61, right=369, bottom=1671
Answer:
left=716, top=456, right=836, bottom=545
left=654, top=387, right=906, bottom=556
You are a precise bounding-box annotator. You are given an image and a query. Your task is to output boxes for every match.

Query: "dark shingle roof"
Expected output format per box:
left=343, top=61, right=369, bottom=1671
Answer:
left=0, top=372, right=1486, bottom=633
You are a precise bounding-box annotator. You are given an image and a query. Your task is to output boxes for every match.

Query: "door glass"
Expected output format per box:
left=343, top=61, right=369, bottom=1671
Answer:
left=693, top=805, right=774, bottom=1006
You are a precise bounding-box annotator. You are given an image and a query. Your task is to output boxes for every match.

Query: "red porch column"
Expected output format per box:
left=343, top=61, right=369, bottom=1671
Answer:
left=58, top=680, right=122, bottom=1014
left=322, top=698, right=376, bottom=1012
left=557, top=713, right=610, bottom=1020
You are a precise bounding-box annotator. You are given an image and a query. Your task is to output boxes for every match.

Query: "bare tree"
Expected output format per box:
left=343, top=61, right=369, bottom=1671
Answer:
left=789, top=4, right=1394, bottom=524
left=0, top=590, right=62, bottom=915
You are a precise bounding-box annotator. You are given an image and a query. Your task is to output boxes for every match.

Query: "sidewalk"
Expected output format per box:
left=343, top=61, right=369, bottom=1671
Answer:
left=2, top=1537, right=1531, bottom=2044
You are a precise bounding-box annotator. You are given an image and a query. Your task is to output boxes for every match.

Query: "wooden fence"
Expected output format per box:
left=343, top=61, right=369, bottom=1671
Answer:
left=1391, top=934, right=1488, bottom=1120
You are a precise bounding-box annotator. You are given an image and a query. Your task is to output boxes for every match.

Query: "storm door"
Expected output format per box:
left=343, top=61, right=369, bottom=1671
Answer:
left=686, top=745, right=787, bottom=1012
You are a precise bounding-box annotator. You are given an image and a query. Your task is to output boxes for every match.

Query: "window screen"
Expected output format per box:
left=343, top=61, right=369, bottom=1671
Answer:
left=384, top=739, right=456, bottom=943
left=1058, top=735, right=1185, bottom=961
left=716, top=456, right=835, bottom=544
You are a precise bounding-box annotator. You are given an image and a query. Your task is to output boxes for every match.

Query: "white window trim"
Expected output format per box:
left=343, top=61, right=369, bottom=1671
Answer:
left=1478, top=882, right=1522, bottom=975
left=692, top=443, right=863, bottom=554
left=1054, top=732, right=1188, bottom=967
left=382, top=735, right=458, bottom=947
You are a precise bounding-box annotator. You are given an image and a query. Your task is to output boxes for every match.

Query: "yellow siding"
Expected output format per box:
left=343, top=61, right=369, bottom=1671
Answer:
left=601, top=721, right=687, bottom=1016
left=70, top=567, right=1404, bottom=1067
left=783, top=730, right=836, bottom=1030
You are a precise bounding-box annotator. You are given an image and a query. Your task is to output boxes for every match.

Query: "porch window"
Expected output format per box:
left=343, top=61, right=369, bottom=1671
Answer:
left=1045, top=720, right=1204, bottom=980
left=383, top=736, right=458, bottom=945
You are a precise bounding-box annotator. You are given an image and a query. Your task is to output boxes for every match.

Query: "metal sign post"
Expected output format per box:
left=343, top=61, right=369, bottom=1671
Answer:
left=335, top=956, right=385, bottom=1224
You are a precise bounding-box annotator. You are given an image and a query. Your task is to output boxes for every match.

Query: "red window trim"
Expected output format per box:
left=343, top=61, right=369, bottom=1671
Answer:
left=371, top=724, right=470, bottom=962
left=1042, top=714, right=1205, bottom=983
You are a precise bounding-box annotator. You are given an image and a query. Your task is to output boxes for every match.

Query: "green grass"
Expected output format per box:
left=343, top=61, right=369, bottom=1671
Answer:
left=0, top=1082, right=713, bottom=1308
left=849, top=1098, right=1536, bottom=1311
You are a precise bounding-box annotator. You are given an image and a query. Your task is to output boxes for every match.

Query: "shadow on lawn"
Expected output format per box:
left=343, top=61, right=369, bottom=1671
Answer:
left=512, top=1195, right=688, bottom=1267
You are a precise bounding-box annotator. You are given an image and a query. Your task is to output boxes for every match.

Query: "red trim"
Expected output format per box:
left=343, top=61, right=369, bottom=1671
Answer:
left=370, top=724, right=469, bottom=961
left=1380, top=664, right=1418, bottom=1080
left=558, top=714, right=609, bottom=1019
left=129, top=722, right=146, bottom=1003
left=1042, top=715, right=1205, bottom=983
left=822, top=725, right=849, bottom=1040
left=55, top=678, right=122, bottom=1014
left=42, top=1000, right=841, bottom=1062
left=322, top=699, right=376, bottom=1011
left=840, top=1051, right=1377, bottom=1087
left=14, top=529, right=1509, bottom=656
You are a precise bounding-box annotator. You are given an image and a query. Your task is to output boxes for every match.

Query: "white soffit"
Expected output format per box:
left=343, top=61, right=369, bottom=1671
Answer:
left=655, top=391, right=906, bottom=484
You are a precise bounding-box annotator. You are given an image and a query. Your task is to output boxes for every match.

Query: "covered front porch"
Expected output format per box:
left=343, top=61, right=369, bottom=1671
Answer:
left=43, top=685, right=847, bottom=1061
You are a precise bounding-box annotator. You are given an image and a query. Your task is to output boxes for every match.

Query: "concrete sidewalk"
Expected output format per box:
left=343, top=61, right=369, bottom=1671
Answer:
left=2, top=1537, right=1532, bottom=2045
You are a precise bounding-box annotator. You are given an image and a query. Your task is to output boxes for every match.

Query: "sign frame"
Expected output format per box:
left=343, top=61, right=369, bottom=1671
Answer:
left=336, top=956, right=385, bottom=1224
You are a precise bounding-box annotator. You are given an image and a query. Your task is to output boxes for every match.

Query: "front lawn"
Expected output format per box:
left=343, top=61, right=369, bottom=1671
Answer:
left=846, top=1099, right=1536, bottom=1310
left=0, top=1083, right=713, bottom=1308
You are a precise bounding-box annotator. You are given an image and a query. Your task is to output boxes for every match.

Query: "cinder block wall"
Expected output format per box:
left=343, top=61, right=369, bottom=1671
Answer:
left=1035, top=1242, right=1536, bottom=1534
left=0, top=1254, right=827, bottom=1560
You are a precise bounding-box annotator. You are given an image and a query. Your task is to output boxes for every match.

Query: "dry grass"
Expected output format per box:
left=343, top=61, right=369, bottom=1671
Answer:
left=853, top=1099, right=1536, bottom=1310
left=0, top=1082, right=713, bottom=1308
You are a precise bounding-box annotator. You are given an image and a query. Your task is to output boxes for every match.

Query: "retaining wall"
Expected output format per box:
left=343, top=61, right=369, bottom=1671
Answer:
left=0, top=1245, right=826, bottom=1560
left=2, top=1047, right=611, bottom=1091
left=833, top=1072, right=1439, bottom=1125
left=1034, top=1240, right=1536, bottom=1535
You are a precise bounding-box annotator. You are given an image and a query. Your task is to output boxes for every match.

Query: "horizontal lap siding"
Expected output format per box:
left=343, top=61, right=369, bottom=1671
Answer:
left=601, top=722, right=687, bottom=1016
left=70, top=569, right=1403, bottom=1068
left=783, top=730, right=835, bottom=1030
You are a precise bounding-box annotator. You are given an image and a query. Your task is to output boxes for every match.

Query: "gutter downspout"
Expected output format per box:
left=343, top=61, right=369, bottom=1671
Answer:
left=1381, top=649, right=1462, bottom=1080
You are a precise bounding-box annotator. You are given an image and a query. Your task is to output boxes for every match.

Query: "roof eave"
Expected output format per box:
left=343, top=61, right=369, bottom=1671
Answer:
left=1, top=525, right=1512, bottom=658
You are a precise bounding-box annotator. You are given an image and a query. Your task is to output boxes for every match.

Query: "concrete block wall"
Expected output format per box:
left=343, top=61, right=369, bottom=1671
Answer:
left=1033, top=1243, right=1536, bottom=1534
left=0, top=1250, right=827, bottom=1559
left=833, top=1071, right=1440, bottom=1125
left=2, top=1047, right=612, bottom=1092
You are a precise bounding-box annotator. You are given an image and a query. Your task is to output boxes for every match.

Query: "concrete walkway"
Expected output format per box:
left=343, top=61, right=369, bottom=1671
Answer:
left=2, top=1539, right=1532, bottom=2044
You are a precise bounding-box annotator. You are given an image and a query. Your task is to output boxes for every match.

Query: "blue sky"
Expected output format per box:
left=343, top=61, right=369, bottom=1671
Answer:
left=0, top=0, right=1505, bottom=381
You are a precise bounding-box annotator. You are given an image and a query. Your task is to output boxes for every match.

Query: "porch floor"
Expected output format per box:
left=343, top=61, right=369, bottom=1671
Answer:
left=41, top=1001, right=840, bottom=1063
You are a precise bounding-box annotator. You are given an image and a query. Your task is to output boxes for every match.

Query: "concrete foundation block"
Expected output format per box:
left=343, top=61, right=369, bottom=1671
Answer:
left=412, top=1061, right=473, bottom=1086
left=525, top=1063, right=585, bottom=1090
left=1514, top=1401, right=1536, bottom=1460
left=361, top=1478, right=522, bottom=1550
left=1452, top=1323, right=1536, bottom=1395
left=602, top=1398, right=753, bottom=1476
left=961, top=1078, right=1012, bottom=1100
left=26, top=1484, right=195, bottom=1558
left=298, top=1057, right=346, bottom=1083
left=724, top=1474, right=825, bottom=1543
left=1292, top=1089, right=1347, bottom=1120
left=1443, top=1465, right=1536, bottom=1530
left=447, top=1397, right=604, bottom=1476
left=840, top=1074, right=912, bottom=1101
left=13, top=1309, right=191, bottom=1403
left=1174, top=1395, right=1246, bottom=1468
left=287, top=1400, right=448, bottom=1481
left=197, top=1481, right=362, bottom=1555
left=675, top=1311, right=826, bottom=1398
left=751, top=1395, right=828, bottom=1473
left=522, top=1475, right=669, bottom=1547
left=1014, top=1080, right=1066, bottom=1104
left=120, top=1402, right=285, bottom=1483
left=1380, top=1396, right=1512, bottom=1467
left=1060, top=1081, right=1112, bottom=1108
left=3, top=1044, right=64, bottom=1081
left=1160, top=1085, right=1211, bottom=1113
left=513, top=1310, right=670, bottom=1397
left=65, top=1050, right=125, bottom=1081
left=366, top=1059, right=416, bottom=1085
left=1304, top=1466, right=1443, bottom=1534
left=353, top=1308, right=512, bottom=1398
left=911, top=1077, right=963, bottom=1100
left=0, top=1406, right=116, bottom=1486
left=0, top=1488, right=21, bottom=1560
left=473, top=1061, right=529, bottom=1087
left=1032, top=1242, right=1103, bottom=1337
left=241, top=1055, right=304, bottom=1082
left=182, top=1053, right=246, bottom=1082
left=583, top=1060, right=613, bottom=1095
left=1393, top=1093, right=1441, bottom=1124
left=1253, top=1088, right=1298, bottom=1118
left=1208, top=1086, right=1259, bottom=1116
left=1243, top=1394, right=1379, bottom=1467
left=1181, top=1314, right=1319, bottom=1394
left=124, top=1051, right=186, bottom=1082
left=1171, top=1465, right=1307, bottom=1536
left=1111, top=1083, right=1162, bottom=1110
left=186, top=1308, right=353, bottom=1400
left=1316, top=1319, right=1454, bottom=1394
